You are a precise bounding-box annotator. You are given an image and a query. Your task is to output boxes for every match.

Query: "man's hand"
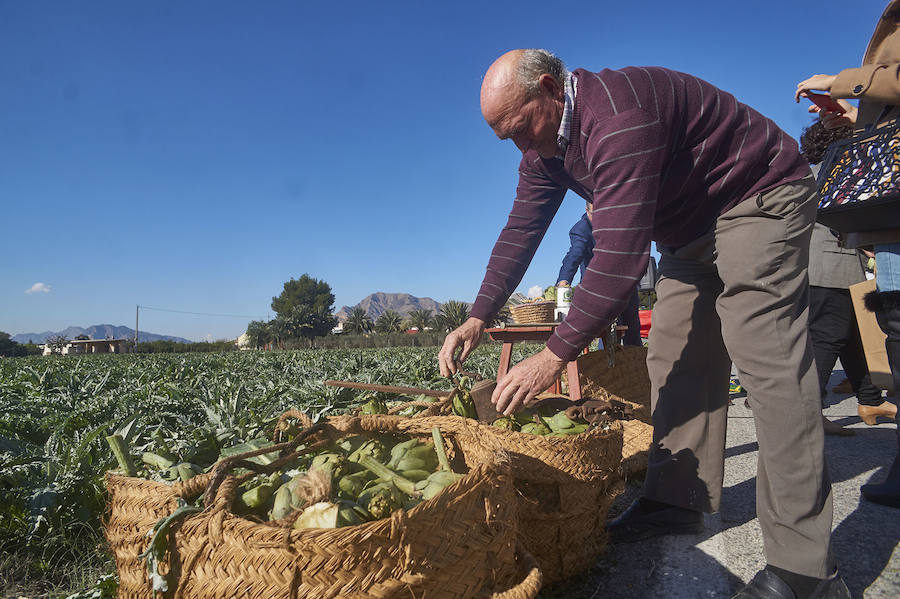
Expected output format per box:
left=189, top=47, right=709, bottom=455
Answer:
left=492, top=347, right=566, bottom=415
left=795, top=74, right=837, bottom=102
left=438, top=317, right=486, bottom=377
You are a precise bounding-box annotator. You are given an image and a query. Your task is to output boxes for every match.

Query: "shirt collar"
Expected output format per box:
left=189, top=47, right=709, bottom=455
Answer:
left=556, top=72, right=577, bottom=157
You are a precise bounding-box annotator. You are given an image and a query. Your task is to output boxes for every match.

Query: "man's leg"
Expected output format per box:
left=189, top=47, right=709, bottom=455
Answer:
left=715, top=178, right=833, bottom=579
left=642, top=239, right=732, bottom=512
left=608, top=232, right=731, bottom=542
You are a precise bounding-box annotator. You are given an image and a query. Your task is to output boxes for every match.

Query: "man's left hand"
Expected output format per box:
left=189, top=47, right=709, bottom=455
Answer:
left=492, top=347, right=567, bottom=415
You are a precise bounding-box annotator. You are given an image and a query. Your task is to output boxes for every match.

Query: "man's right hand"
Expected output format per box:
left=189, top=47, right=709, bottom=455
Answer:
left=438, top=317, right=486, bottom=377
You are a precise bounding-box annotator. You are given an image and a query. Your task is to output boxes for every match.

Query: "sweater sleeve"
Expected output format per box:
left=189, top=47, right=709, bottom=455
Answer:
left=832, top=63, right=900, bottom=104
left=469, top=157, right=567, bottom=323
left=546, top=108, right=664, bottom=361
left=557, top=214, right=593, bottom=284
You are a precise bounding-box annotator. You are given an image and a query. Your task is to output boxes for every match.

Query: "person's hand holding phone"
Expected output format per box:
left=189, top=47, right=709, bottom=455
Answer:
left=795, top=72, right=857, bottom=128
left=808, top=98, right=857, bottom=129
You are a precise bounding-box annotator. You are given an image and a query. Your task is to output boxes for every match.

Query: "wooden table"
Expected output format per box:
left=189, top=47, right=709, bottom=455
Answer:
left=485, top=324, right=628, bottom=400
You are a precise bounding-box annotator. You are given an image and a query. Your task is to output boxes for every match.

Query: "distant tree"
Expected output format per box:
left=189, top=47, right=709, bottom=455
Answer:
left=434, top=300, right=470, bottom=332
left=0, top=332, right=19, bottom=357
left=271, top=275, right=335, bottom=319
left=375, top=310, right=403, bottom=334
left=74, top=334, right=90, bottom=341
left=405, top=309, right=433, bottom=332
left=245, top=320, right=272, bottom=350
left=284, top=305, right=337, bottom=347
left=270, top=275, right=336, bottom=344
left=45, top=335, right=69, bottom=354
left=343, top=307, right=374, bottom=335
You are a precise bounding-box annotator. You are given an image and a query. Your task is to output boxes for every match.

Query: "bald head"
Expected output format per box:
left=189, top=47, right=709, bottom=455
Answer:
left=481, top=50, right=526, bottom=128
left=479, top=49, right=569, bottom=158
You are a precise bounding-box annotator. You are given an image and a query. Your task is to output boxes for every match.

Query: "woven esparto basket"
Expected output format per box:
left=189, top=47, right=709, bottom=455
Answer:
left=459, top=420, right=623, bottom=584
left=576, top=345, right=653, bottom=476
left=105, top=414, right=542, bottom=599
left=509, top=302, right=555, bottom=324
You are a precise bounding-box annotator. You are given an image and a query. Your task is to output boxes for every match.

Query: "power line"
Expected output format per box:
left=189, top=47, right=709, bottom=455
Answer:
left=138, top=305, right=266, bottom=319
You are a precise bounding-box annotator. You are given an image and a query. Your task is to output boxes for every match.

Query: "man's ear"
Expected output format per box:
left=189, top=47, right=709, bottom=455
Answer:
left=538, top=73, right=563, bottom=100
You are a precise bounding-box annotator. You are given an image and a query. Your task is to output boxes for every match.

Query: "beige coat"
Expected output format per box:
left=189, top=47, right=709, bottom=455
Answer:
left=832, top=0, right=900, bottom=246
left=832, top=0, right=900, bottom=126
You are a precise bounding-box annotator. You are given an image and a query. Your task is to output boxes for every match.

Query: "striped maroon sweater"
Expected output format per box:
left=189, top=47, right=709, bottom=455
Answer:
left=470, top=66, right=812, bottom=361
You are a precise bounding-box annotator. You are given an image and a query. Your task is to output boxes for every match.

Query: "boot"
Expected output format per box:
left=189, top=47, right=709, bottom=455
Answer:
left=862, top=454, right=900, bottom=508
left=861, top=290, right=900, bottom=508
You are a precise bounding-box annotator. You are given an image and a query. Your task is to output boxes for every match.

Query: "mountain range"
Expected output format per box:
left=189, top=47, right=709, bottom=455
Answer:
left=334, top=292, right=444, bottom=322
left=11, top=325, right=193, bottom=345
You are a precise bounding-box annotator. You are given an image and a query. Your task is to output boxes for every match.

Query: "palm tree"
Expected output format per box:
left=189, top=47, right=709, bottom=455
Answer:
left=434, top=300, right=470, bottom=331
left=343, top=306, right=374, bottom=335
left=405, top=309, right=433, bottom=332
left=269, top=317, right=291, bottom=349
left=375, top=310, right=404, bottom=334
left=245, top=320, right=272, bottom=349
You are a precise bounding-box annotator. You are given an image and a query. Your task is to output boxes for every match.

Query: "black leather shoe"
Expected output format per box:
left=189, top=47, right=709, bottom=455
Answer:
left=730, top=568, right=851, bottom=599
left=606, top=498, right=703, bottom=543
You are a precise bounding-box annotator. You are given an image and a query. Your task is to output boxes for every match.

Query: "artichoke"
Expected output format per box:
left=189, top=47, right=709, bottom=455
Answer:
left=235, top=478, right=276, bottom=516
left=358, top=482, right=404, bottom=519
left=309, top=452, right=350, bottom=481
left=397, top=469, right=431, bottom=482
left=546, top=423, right=589, bottom=437
left=336, top=471, right=372, bottom=499
left=269, top=483, right=294, bottom=520
left=166, top=462, right=203, bottom=482
left=358, top=397, right=388, bottom=415
left=513, top=411, right=537, bottom=427
left=520, top=422, right=551, bottom=436
left=451, top=390, right=478, bottom=419
left=348, top=438, right=387, bottom=464
left=545, top=410, right=580, bottom=433
left=293, top=501, right=339, bottom=528
left=491, top=416, right=520, bottom=431
left=336, top=500, right=372, bottom=526
left=386, top=439, right=437, bottom=472
left=415, top=471, right=464, bottom=500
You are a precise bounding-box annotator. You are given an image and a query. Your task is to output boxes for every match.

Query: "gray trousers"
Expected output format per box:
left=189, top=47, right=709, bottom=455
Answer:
left=643, top=176, right=834, bottom=578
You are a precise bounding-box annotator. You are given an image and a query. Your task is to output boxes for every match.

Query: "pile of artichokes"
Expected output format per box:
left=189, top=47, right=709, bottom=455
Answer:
left=109, top=426, right=465, bottom=529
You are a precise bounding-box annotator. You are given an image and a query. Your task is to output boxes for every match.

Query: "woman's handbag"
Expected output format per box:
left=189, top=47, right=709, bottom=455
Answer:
left=816, top=114, right=900, bottom=233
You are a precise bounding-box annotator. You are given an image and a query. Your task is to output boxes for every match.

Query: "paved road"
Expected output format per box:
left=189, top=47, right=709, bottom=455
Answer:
left=540, top=369, right=900, bottom=598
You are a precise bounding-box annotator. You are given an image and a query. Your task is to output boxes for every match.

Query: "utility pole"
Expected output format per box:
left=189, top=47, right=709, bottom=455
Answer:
left=135, top=305, right=139, bottom=347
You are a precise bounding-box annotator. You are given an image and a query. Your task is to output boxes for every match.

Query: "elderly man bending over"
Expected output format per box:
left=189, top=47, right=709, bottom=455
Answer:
left=438, top=49, right=847, bottom=599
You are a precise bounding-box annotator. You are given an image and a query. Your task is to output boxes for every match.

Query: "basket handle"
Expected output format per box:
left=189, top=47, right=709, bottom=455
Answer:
left=489, top=544, right=543, bottom=599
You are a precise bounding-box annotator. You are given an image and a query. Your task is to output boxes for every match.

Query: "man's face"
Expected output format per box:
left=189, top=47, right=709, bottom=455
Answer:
left=488, top=93, right=562, bottom=158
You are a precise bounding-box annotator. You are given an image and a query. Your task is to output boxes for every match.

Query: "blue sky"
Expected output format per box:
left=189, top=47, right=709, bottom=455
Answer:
left=1, top=1, right=887, bottom=341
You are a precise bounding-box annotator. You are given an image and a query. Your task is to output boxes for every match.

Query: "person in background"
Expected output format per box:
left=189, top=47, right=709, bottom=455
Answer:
left=798, top=121, right=893, bottom=436
left=440, top=48, right=846, bottom=598
left=796, top=0, right=900, bottom=509
left=557, top=201, right=643, bottom=346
